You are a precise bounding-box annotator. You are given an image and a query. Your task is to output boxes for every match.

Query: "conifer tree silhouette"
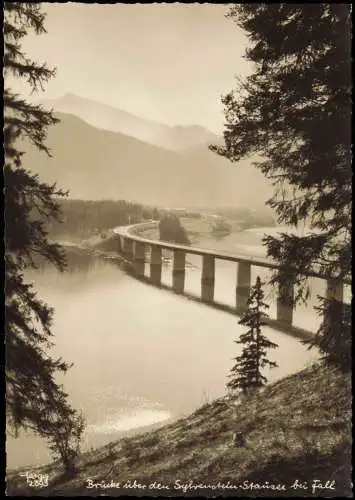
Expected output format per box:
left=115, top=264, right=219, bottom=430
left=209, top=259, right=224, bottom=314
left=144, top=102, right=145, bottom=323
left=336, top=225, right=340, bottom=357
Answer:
left=228, top=277, right=279, bottom=395
left=4, top=2, right=84, bottom=473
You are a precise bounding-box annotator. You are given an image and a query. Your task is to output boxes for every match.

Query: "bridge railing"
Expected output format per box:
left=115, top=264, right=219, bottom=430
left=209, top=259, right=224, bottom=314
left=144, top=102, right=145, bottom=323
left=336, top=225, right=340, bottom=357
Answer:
left=114, top=223, right=350, bottom=340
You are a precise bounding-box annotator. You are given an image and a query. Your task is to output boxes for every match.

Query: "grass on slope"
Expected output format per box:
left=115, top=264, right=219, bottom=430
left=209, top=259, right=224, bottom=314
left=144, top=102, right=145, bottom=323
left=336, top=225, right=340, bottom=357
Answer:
left=6, top=362, right=352, bottom=497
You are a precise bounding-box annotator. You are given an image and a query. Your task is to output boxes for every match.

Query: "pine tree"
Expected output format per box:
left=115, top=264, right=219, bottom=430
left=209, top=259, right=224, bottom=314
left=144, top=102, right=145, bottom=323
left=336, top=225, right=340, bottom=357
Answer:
left=228, top=277, right=278, bottom=395
left=4, top=2, right=84, bottom=472
left=213, top=5, right=351, bottom=369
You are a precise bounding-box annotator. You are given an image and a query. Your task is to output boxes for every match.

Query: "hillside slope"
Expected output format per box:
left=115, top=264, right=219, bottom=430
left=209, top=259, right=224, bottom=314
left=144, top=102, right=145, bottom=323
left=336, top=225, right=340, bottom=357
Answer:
left=19, top=112, right=272, bottom=208
left=40, top=93, right=217, bottom=151
left=7, top=363, right=352, bottom=497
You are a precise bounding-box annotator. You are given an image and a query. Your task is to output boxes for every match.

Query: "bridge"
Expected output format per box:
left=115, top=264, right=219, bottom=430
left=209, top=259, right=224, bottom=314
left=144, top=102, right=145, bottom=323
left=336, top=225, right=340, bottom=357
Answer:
left=114, top=221, right=349, bottom=340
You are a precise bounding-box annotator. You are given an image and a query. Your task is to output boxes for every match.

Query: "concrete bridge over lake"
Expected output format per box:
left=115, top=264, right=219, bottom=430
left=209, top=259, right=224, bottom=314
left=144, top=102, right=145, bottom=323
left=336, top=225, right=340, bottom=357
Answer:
left=114, top=221, right=349, bottom=340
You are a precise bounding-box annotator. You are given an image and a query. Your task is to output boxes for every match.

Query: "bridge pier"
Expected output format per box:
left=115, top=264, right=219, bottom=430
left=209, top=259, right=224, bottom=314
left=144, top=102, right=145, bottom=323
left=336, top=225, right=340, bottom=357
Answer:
left=122, top=237, right=134, bottom=260
left=236, top=262, right=251, bottom=315
left=324, top=278, right=344, bottom=330
left=276, top=279, right=294, bottom=327
left=133, top=241, right=145, bottom=277
left=173, top=250, right=185, bottom=294
left=116, top=235, right=122, bottom=253
left=201, top=255, right=215, bottom=303
left=326, top=278, right=343, bottom=303
left=150, top=245, right=162, bottom=286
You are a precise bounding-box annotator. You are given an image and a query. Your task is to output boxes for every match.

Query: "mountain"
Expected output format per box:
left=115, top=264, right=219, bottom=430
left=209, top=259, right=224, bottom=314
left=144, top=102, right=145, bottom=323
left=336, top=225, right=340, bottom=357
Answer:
left=19, top=112, right=273, bottom=208
left=40, top=93, right=217, bottom=152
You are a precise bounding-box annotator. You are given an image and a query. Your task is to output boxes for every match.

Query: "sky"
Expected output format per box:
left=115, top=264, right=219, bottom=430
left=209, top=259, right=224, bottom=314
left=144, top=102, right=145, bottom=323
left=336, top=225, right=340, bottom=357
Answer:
left=10, top=3, right=251, bottom=133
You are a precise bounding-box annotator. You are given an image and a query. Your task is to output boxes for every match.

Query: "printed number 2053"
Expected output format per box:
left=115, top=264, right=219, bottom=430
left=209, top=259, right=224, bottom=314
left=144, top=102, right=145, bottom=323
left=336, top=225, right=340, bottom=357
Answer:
left=19, top=472, right=49, bottom=488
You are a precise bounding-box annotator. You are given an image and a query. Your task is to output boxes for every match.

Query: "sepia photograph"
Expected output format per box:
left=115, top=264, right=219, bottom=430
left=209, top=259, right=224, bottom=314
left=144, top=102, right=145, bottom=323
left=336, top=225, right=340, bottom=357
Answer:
left=4, top=2, right=352, bottom=497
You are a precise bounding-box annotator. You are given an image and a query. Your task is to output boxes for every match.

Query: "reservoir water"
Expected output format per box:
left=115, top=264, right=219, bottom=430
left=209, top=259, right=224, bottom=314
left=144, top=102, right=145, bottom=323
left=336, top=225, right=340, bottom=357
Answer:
left=7, top=227, right=328, bottom=470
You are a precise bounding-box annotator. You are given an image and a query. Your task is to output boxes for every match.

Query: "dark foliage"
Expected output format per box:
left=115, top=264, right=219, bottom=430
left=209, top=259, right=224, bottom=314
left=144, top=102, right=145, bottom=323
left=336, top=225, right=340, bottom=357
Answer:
left=213, top=4, right=351, bottom=367
left=4, top=2, right=84, bottom=471
left=306, top=298, right=352, bottom=372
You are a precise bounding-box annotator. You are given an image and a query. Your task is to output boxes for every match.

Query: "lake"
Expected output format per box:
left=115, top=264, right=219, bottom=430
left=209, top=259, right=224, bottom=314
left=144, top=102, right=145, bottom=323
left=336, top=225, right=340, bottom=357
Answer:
left=7, top=228, right=322, bottom=470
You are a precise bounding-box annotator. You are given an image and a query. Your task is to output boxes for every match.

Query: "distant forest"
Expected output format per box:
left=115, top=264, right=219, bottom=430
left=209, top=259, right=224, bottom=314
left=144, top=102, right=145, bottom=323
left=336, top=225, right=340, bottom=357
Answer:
left=48, top=199, right=161, bottom=239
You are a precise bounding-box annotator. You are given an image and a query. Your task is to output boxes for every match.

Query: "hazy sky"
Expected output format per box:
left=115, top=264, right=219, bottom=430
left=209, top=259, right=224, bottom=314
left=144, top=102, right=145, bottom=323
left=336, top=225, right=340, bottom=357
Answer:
left=12, top=3, right=251, bottom=133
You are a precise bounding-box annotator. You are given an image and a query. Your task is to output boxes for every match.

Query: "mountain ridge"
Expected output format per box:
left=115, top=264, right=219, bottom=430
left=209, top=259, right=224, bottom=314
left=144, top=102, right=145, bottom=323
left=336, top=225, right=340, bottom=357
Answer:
left=40, top=93, right=218, bottom=151
left=20, top=111, right=273, bottom=208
